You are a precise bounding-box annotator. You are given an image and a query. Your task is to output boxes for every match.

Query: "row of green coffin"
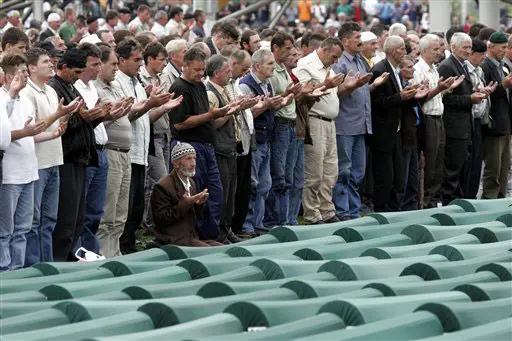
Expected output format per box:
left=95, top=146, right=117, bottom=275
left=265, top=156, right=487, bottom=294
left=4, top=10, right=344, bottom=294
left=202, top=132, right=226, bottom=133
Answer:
left=1, top=198, right=510, bottom=282
left=0, top=263, right=511, bottom=330
left=1, top=286, right=510, bottom=341
left=1, top=242, right=510, bottom=304
left=1, top=236, right=510, bottom=303
left=0, top=227, right=510, bottom=299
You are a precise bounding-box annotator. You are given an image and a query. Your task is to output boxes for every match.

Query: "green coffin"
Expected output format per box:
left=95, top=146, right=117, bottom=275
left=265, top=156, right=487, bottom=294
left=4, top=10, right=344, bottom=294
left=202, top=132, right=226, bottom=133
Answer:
left=282, top=275, right=423, bottom=298
left=38, top=265, right=192, bottom=300
left=365, top=271, right=500, bottom=296
left=335, top=218, right=440, bottom=242
left=468, top=226, right=512, bottom=243
left=295, top=235, right=413, bottom=260
left=401, top=250, right=512, bottom=280
left=269, top=216, right=380, bottom=242
left=402, top=221, right=508, bottom=244
left=197, top=272, right=338, bottom=298
left=416, top=297, right=512, bottom=332
left=85, top=313, right=244, bottom=341
left=476, top=262, right=512, bottom=280
left=160, top=234, right=279, bottom=259
left=454, top=281, right=512, bottom=301
left=429, top=240, right=512, bottom=261
left=297, top=311, right=443, bottom=341
left=224, top=289, right=384, bottom=329
left=422, top=317, right=512, bottom=340
left=432, top=210, right=512, bottom=226
left=0, top=267, right=116, bottom=294
left=318, top=254, right=447, bottom=280
left=368, top=205, right=465, bottom=224
left=189, top=312, right=345, bottom=341
left=449, top=198, right=512, bottom=212
left=362, top=234, right=480, bottom=259
left=226, top=236, right=345, bottom=257
left=121, top=266, right=266, bottom=299
left=317, top=291, right=470, bottom=326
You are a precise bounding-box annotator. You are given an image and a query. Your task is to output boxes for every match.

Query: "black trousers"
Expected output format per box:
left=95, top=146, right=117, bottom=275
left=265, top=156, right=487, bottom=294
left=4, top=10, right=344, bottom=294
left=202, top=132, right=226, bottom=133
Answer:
left=52, top=163, right=86, bottom=261
left=0, top=150, right=4, bottom=189
left=216, top=154, right=237, bottom=239
left=121, top=164, right=146, bottom=254
left=359, top=135, right=373, bottom=205
left=231, top=151, right=252, bottom=234
left=461, top=118, right=483, bottom=199
left=372, top=135, right=403, bottom=212
left=423, top=116, right=445, bottom=208
left=442, top=138, right=470, bottom=206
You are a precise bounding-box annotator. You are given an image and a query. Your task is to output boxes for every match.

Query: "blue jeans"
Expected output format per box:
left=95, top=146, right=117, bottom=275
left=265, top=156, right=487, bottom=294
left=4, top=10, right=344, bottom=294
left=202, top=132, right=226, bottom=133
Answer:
left=243, top=141, right=271, bottom=233
left=333, top=134, right=366, bottom=219
left=0, top=182, right=34, bottom=271
left=264, top=124, right=296, bottom=228
left=400, top=148, right=419, bottom=211
left=288, top=139, right=304, bottom=225
left=25, top=167, right=59, bottom=266
left=170, top=141, right=223, bottom=240
left=77, top=149, right=108, bottom=254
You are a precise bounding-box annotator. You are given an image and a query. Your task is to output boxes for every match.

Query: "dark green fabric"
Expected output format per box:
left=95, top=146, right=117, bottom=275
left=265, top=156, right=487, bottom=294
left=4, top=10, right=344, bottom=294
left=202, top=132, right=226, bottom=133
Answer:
left=449, top=198, right=512, bottom=212
left=468, top=226, right=512, bottom=243
left=416, top=298, right=512, bottom=332
left=476, top=262, right=512, bottom=280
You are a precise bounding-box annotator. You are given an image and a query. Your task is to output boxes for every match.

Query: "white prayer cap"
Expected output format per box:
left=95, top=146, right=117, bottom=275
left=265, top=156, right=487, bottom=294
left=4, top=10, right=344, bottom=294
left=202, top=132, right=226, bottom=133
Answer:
left=361, top=31, right=378, bottom=43
left=47, top=13, right=61, bottom=23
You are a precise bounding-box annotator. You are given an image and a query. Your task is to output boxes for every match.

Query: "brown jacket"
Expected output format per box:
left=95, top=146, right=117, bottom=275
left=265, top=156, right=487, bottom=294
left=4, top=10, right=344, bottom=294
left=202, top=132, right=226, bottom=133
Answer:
left=151, top=170, right=204, bottom=246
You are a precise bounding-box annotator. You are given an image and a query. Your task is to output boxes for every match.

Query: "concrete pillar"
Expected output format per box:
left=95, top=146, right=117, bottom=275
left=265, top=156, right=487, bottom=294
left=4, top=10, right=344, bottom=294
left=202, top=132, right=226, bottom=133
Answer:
left=429, top=0, right=451, bottom=33
left=33, top=0, right=44, bottom=22
left=461, top=0, right=467, bottom=27
left=479, top=0, right=500, bottom=30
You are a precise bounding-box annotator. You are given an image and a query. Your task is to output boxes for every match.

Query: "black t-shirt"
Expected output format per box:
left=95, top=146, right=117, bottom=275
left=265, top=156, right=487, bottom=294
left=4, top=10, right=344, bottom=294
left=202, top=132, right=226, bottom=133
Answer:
left=169, top=77, right=215, bottom=143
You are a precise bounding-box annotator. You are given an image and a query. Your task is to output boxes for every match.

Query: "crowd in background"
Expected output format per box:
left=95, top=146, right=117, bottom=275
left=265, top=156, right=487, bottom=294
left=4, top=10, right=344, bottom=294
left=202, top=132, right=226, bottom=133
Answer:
left=0, top=0, right=511, bottom=271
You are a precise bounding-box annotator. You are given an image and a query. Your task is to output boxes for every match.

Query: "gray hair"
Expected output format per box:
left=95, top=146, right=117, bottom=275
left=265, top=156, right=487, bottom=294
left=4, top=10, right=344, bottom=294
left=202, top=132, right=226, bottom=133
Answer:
left=450, top=32, right=471, bottom=48
left=251, top=48, right=273, bottom=66
left=419, top=34, right=440, bottom=53
left=190, top=42, right=211, bottom=58
left=155, top=10, right=168, bottom=21
left=230, top=49, right=250, bottom=63
left=383, top=36, right=405, bottom=53
left=389, top=23, right=407, bottom=37
left=165, top=39, right=187, bottom=54
left=206, top=55, right=228, bottom=78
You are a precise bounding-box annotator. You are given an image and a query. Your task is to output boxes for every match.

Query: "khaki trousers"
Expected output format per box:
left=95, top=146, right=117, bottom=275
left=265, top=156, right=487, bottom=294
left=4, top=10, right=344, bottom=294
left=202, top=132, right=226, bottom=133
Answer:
left=302, top=117, right=338, bottom=223
left=482, top=134, right=511, bottom=199
left=97, top=149, right=131, bottom=258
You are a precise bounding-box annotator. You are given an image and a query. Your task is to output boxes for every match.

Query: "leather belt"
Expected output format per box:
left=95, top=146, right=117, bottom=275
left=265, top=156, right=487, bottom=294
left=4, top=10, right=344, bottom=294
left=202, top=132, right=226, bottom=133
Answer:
left=275, top=116, right=296, bottom=126
left=95, top=144, right=106, bottom=150
left=105, top=146, right=130, bottom=153
left=309, top=114, right=333, bottom=122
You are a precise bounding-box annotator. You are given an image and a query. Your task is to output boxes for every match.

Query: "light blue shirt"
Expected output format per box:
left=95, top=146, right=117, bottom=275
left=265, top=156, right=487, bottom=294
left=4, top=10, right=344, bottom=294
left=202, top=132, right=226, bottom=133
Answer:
left=332, top=51, right=372, bottom=135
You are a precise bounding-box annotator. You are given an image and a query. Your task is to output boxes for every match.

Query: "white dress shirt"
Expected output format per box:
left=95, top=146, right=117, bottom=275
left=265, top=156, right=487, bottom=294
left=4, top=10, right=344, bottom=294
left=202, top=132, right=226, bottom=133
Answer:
left=0, top=95, right=11, bottom=150
left=112, top=70, right=150, bottom=166
left=74, top=79, right=108, bottom=146
left=293, top=50, right=340, bottom=120
left=413, top=57, right=444, bottom=116
left=151, top=22, right=166, bottom=38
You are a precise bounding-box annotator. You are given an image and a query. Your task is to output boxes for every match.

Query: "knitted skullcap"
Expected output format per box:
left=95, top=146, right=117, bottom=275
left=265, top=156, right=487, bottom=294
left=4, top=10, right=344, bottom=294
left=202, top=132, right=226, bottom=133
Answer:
left=171, top=142, right=196, bottom=161
left=489, top=31, right=507, bottom=44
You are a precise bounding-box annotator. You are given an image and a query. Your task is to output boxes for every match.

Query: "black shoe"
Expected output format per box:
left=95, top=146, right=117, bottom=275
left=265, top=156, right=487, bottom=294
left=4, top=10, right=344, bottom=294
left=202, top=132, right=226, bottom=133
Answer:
left=324, top=216, right=340, bottom=223
left=227, top=230, right=243, bottom=243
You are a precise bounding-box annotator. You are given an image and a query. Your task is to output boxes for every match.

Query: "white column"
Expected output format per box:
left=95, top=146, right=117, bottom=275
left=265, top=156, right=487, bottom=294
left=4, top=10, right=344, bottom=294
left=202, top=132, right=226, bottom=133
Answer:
left=429, top=1, right=451, bottom=33
left=461, top=0, right=467, bottom=27
left=33, top=0, right=44, bottom=22
left=479, top=0, right=500, bottom=30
